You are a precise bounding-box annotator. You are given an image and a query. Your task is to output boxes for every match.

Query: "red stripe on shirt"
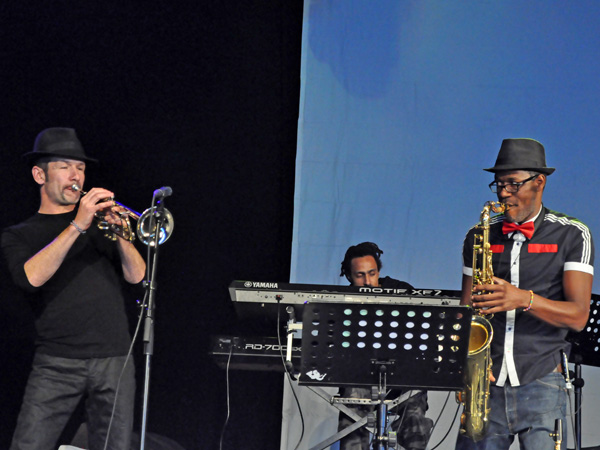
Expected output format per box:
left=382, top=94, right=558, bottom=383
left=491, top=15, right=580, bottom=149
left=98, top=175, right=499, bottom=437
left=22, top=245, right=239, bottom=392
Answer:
left=528, top=244, right=558, bottom=253
left=490, top=245, right=505, bottom=254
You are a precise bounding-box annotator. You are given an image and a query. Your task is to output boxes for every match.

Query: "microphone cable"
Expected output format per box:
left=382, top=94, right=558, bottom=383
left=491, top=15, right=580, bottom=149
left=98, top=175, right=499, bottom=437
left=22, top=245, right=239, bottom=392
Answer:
left=218, top=343, right=233, bottom=450
left=276, top=297, right=305, bottom=450
left=102, top=288, right=149, bottom=450
left=429, top=392, right=461, bottom=450
left=390, top=390, right=411, bottom=447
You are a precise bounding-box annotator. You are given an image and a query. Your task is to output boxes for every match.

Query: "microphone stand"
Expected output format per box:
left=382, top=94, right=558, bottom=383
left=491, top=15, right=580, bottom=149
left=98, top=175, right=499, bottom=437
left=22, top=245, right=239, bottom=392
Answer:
left=139, top=197, right=168, bottom=450
left=572, top=355, right=584, bottom=450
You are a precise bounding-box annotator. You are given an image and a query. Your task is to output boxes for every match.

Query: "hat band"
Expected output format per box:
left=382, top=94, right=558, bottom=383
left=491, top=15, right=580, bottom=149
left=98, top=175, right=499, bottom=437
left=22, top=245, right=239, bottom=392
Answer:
left=42, top=141, right=83, bottom=153
left=495, top=157, right=546, bottom=168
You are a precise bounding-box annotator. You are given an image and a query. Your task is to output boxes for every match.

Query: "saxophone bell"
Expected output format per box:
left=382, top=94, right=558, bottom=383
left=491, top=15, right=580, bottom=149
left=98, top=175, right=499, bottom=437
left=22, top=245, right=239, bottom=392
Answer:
left=457, top=315, right=493, bottom=441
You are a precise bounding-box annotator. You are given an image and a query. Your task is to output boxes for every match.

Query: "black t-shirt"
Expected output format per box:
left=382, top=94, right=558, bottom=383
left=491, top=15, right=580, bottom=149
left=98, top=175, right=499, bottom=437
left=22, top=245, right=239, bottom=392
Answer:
left=1, top=211, right=132, bottom=358
left=379, top=275, right=413, bottom=291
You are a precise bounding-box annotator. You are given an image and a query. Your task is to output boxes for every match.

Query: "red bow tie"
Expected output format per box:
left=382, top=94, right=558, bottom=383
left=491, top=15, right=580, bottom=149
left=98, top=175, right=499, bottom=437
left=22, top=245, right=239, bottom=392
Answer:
left=502, top=221, right=535, bottom=239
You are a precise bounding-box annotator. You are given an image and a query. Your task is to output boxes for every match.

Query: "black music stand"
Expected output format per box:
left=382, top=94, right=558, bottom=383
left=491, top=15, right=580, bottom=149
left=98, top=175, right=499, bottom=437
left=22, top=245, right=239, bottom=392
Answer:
left=566, top=293, right=600, bottom=450
left=297, top=301, right=472, bottom=449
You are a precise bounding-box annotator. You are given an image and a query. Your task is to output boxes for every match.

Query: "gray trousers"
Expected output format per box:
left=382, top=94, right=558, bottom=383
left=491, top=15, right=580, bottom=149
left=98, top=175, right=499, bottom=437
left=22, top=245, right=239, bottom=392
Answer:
left=10, top=352, right=135, bottom=450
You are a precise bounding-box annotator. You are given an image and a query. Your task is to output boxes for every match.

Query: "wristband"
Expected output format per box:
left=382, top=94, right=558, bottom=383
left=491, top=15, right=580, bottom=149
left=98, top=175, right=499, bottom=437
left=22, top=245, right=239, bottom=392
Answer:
left=70, top=220, right=86, bottom=234
left=523, top=290, right=534, bottom=312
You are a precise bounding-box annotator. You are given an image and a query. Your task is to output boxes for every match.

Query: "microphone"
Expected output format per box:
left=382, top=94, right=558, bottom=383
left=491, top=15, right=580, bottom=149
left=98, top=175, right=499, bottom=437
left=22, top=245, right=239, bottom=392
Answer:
left=285, top=305, right=296, bottom=322
left=560, top=349, right=572, bottom=390
left=153, top=186, right=172, bottom=199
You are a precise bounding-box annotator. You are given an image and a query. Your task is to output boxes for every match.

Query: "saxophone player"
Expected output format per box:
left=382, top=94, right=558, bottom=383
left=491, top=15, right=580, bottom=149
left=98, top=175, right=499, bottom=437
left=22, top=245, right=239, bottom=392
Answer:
left=455, top=139, right=594, bottom=450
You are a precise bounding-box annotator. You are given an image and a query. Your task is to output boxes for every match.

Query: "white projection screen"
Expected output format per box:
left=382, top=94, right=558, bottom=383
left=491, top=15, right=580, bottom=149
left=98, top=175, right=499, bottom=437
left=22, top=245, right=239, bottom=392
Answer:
left=286, top=1, right=600, bottom=449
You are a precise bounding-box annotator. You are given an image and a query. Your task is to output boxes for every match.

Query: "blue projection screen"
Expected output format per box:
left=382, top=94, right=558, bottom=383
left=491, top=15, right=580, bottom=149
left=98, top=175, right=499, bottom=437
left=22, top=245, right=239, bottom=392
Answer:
left=292, top=1, right=600, bottom=291
left=286, top=1, right=600, bottom=449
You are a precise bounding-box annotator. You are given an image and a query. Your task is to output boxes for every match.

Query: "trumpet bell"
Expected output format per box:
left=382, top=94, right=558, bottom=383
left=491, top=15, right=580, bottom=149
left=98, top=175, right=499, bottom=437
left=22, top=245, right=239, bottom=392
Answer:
left=137, top=207, right=174, bottom=245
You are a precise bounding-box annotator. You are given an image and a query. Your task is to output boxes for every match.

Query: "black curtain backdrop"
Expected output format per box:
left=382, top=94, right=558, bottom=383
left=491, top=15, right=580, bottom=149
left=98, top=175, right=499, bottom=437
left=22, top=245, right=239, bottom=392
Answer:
left=0, top=2, right=302, bottom=449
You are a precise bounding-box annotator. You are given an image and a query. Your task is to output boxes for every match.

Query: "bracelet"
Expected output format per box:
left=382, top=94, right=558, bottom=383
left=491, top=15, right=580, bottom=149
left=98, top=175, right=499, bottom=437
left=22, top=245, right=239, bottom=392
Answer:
left=70, top=220, right=86, bottom=234
left=523, top=290, right=534, bottom=312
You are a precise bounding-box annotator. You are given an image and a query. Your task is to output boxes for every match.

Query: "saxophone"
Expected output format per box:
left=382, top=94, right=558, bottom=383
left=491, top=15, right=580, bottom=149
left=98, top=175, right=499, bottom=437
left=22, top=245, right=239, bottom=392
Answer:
left=456, top=201, right=505, bottom=441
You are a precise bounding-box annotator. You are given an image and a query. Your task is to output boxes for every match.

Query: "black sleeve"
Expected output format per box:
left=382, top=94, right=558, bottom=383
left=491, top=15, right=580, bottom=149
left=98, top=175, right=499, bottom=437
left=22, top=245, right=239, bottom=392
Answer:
left=1, top=228, right=38, bottom=294
left=379, top=276, right=414, bottom=290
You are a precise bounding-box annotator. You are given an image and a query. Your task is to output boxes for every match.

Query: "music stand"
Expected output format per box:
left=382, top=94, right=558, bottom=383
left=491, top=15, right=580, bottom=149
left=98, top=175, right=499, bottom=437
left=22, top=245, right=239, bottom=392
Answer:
left=297, top=301, right=472, bottom=449
left=566, top=293, right=600, bottom=450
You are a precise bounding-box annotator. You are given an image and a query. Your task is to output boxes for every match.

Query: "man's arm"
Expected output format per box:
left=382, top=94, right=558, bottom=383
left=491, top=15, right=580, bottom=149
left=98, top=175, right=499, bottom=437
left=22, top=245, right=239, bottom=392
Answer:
left=116, top=238, right=146, bottom=284
left=24, top=187, right=123, bottom=287
left=24, top=225, right=84, bottom=287
left=460, top=274, right=473, bottom=306
left=472, top=271, right=592, bottom=332
left=100, top=200, right=146, bottom=283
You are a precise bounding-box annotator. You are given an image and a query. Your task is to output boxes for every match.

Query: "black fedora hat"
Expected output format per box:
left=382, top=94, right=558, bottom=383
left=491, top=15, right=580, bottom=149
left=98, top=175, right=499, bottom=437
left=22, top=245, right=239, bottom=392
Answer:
left=484, top=138, right=555, bottom=175
left=22, top=127, right=98, bottom=166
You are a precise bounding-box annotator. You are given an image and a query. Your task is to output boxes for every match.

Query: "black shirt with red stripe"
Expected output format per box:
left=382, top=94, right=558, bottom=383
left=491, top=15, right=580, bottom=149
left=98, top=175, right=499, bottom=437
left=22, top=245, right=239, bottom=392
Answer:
left=462, top=206, right=594, bottom=385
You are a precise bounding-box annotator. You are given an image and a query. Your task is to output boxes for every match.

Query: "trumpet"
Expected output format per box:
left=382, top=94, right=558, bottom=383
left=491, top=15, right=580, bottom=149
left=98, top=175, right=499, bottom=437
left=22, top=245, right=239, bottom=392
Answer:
left=72, top=184, right=174, bottom=245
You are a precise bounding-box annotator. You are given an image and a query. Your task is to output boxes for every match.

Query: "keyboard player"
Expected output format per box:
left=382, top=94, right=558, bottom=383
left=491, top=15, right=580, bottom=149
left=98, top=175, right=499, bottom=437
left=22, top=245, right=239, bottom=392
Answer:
left=338, top=242, right=433, bottom=450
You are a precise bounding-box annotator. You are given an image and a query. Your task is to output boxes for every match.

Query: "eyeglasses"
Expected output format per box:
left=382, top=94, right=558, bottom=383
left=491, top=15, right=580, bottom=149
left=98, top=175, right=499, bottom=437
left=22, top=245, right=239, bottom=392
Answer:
left=489, top=174, right=539, bottom=194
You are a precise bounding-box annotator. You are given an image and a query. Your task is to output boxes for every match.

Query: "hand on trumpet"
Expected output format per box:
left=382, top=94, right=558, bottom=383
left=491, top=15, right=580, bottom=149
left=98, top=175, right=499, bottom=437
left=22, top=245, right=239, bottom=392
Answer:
left=71, top=183, right=173, bottom=244
left=72, top=186, right=118, bottom=230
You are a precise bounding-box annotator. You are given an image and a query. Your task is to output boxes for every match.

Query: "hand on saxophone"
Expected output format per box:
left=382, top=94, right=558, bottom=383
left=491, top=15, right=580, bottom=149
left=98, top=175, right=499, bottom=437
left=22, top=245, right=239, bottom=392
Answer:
left=472, top=276, right=531, bottom=314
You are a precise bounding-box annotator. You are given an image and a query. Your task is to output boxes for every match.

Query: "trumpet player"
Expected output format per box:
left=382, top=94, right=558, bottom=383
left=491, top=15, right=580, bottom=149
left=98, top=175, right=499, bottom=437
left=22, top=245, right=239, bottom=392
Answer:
left=1, top=128, right=146, bottom=450
left=456, top=139, right=594, bottom=450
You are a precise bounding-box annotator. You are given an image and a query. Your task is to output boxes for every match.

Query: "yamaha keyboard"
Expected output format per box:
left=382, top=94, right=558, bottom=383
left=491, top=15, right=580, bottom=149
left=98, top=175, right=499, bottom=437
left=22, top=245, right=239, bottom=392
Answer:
left=224, top=282, right=467, bottom=383
left=229, top=280, right=461, bottom=327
